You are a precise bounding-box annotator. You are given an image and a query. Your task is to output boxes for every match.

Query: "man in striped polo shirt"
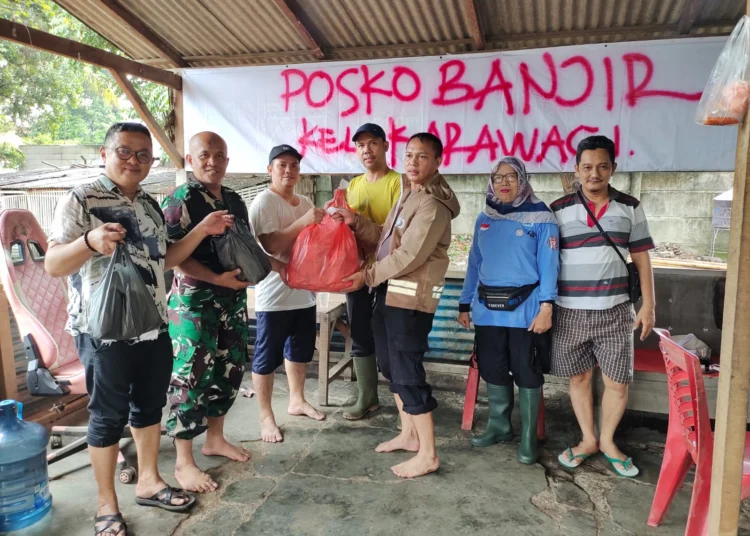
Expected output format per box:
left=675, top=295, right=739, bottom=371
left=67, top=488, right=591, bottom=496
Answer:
left=550, top=136, right=655, bottom=478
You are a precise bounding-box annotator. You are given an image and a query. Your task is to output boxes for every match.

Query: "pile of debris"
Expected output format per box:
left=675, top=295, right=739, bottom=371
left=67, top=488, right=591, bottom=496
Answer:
left=652, top=242, right=723, bottom=263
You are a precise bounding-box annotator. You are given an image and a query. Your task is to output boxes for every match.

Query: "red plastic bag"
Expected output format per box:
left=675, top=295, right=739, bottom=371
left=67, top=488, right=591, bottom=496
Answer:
left=286, top=189, right=360, bottom=292
left=696, top=16, right=750, bottom=126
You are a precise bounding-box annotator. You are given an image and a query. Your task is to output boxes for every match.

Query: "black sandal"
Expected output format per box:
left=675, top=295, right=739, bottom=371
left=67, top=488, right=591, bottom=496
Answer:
left=135, top=485, right=196, bottom=512
left=94, top=513, right=127, bottom=535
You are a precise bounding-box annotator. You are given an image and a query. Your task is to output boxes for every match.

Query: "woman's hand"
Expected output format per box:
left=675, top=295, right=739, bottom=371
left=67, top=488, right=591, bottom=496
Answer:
left=529, top=303, right=553, bottom=333
left=457, top=312, right=471, bottom=329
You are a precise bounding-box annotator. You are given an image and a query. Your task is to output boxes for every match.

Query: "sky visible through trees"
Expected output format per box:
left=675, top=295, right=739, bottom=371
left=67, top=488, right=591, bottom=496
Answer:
left=0, top=0, right=169, bottom=168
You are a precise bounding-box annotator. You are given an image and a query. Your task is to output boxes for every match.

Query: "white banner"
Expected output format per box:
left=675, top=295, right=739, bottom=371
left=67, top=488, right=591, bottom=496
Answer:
left=183, top=37, right=737, bottom=174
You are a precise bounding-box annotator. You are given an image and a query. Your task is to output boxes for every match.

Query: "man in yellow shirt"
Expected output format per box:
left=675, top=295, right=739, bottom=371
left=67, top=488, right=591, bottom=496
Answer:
left=340, top=123, right=400, bottom=420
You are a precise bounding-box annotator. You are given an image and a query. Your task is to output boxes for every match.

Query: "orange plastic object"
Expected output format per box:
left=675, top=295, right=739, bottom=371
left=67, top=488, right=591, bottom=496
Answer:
left=286, top=189, right=360, bottom=292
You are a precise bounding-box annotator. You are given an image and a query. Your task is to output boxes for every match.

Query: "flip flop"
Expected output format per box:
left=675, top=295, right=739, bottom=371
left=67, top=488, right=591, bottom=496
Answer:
left=603, top=453, right=640, bottom=478
left=94, top=513, right=127, bottom=535
left=135, top=485, right=196, bottom=512
left=557, top=447, right=595, bottom=469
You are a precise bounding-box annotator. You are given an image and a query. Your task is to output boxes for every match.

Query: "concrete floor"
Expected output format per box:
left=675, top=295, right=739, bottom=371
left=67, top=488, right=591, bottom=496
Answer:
left=9, top=375, right=750, bottom=536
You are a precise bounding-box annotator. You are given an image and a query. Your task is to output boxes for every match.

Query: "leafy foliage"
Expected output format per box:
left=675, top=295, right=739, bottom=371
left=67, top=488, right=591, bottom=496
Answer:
left=0, top=143, right=25, bottom=169
left=0, top=0, right=169, bottom=161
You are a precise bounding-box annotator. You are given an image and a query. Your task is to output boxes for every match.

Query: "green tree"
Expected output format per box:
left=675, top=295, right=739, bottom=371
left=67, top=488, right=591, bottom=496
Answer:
left=0, top=0, right=169, bottom=151
left=0, top=143, right=24, bottom=169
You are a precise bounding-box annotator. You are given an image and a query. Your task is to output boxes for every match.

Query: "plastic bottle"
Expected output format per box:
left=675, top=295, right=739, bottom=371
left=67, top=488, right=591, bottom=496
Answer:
left=0, top=400, right=52, bottom=531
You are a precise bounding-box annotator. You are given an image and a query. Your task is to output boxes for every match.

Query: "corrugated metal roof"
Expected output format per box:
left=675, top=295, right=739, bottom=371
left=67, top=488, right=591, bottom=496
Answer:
left=49, top=0, right=745, bottom=68
left=0, top=167, right=267, bottom=194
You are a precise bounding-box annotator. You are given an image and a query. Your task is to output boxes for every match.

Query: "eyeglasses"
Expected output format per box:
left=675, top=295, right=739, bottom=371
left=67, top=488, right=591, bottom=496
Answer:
left=112, top=146, right=155, bottom=165
left=492, top=173, right=519, bottom=184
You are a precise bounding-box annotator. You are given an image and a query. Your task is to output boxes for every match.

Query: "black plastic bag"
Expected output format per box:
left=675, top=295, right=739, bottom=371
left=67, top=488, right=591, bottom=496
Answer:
left=87, top=244, right=164, bottom=341
left=213, top=222, right=272, bottom=284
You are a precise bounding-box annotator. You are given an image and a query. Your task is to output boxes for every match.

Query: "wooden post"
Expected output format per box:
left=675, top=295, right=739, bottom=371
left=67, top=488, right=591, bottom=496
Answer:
left=110, top=70, right=184, bottom=169
left=173, top=87, right=186, bottom=185
left=708, top=3, right=750, bottom=530
left=0, top=284, right=19, bottom=401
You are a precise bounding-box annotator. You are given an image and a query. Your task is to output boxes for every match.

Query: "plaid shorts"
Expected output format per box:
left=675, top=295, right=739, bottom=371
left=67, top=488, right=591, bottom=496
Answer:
left=551, top=302, right=636, bottom=384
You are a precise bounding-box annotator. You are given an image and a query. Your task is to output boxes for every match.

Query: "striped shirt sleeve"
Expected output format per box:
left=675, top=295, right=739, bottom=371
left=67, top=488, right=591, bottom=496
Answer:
left=628, top=203, right=655, bottom=253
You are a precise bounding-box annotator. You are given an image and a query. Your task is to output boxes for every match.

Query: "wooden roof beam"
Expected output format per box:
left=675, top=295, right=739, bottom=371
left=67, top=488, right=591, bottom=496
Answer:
left=0, top=18, right=181, bottom=89
left=99, top=0, right=189, bottom=68
left=271, top=0, right=325, bottom=60
left=110, top=70, right=184, bottom=168
left=678, top=0, right=708, bottom=34
left=463, top=0, right=484, bottom=50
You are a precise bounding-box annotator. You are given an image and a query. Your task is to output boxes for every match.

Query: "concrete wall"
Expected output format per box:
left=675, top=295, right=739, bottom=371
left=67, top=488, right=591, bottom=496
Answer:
left=316, top=171, right=734, bottom=255
left=20, top=145, right=102, bottom=170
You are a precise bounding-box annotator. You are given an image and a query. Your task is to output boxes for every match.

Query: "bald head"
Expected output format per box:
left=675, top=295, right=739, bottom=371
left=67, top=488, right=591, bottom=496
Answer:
left=186, top=131, right=229, bottom=186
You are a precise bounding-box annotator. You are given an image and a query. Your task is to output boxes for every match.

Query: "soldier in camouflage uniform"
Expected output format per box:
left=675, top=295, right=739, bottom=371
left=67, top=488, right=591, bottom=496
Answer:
left=162, top=132, right=255, bottom=494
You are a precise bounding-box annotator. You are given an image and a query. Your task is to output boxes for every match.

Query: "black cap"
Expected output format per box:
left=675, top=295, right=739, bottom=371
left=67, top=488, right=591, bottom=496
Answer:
left=268, top=144, right=303, bottom=164
left=352, top=123, right=386, bottom=142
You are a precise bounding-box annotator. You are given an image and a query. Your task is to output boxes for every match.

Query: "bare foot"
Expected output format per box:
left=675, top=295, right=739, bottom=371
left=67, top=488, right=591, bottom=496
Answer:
left=391, top=453, right=440, bottom=479
left=375, top=431, right=419, bottom=453
left=288, top=401, right=326, bottom=421
left=261, top=415, right=283, bottom=443
left=175, top=463, right=219, bottom=494
left=202, top=436, right=250, bottom=462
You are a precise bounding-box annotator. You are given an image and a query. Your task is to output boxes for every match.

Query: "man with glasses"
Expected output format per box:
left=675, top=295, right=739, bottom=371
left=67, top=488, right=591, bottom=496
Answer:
left=46, top=123, right=233, bottom=536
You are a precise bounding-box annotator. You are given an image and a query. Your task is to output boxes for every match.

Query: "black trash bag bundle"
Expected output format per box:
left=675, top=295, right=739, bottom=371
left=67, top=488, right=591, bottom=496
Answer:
left=213, top=222, right=272, bottom=284
left=87, top=244, right=164, bottom=340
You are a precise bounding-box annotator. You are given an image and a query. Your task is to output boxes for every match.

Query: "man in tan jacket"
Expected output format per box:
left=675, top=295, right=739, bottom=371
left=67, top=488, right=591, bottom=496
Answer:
left=335, top=132, right=460, bottom=479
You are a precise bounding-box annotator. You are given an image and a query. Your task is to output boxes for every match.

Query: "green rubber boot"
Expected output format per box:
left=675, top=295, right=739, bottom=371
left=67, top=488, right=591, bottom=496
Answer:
left=343, top=355, right=380, bottom=420
left=517, top=387, right=541, bottom=464
left=471, top=383, right=514, bottom=447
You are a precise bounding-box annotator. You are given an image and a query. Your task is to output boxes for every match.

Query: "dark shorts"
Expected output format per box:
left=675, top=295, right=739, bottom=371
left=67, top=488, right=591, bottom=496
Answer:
left=252, top=306, right=317, bottom=375
left=75, top=331, right=173, bottom=448
left=345, top=286, right=376, bottom=357
left=372, top=285, right=437, bottom=415
left=474, top=325, right=546, bottom=388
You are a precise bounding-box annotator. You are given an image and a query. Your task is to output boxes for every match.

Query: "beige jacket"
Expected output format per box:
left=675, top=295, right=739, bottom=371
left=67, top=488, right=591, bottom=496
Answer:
left=352, top=172, right=461, bottom=313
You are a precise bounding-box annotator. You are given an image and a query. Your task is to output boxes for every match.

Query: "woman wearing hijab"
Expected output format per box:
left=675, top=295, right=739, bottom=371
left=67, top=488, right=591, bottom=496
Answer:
left=457, top=156, right=559, bottom=464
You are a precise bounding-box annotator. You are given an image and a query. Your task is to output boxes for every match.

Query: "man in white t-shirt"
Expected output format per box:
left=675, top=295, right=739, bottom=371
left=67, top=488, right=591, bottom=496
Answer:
left=249, top=144, right=327, bottom=443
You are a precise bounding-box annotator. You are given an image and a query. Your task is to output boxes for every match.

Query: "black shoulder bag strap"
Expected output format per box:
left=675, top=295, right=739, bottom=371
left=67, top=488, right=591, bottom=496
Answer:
left=576, top=189, right=641, bottom=303
left=576, top=189, right=628, bottom=267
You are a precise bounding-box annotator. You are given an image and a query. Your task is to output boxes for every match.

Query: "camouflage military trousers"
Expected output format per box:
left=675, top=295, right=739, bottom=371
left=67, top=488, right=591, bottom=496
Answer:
left=166, top=283, right=248, bottom=440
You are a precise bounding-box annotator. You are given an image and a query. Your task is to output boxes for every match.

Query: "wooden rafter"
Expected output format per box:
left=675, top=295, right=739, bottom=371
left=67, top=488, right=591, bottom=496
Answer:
left=271, top=0, right=325, bottom=60
left=110, top=70, right=184, bottom=168
left=678, top=0, right=708, bottom=34
left=463, top=0, right=484, bottom=50
left=0, top=18, right=181, bottom=89
left=99, top=0, right=189, bottom=68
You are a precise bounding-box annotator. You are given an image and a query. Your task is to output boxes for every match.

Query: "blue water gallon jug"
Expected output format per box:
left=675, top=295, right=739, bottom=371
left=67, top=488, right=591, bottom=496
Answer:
left=0, top=400, right=52, bottom=532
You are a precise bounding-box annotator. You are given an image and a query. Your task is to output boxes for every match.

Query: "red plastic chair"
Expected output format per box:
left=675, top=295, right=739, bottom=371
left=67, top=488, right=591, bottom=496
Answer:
left=0, top=209, right=140, bottom=483
left=462, top=348, right=545, bottom=440
left=648, top=328, right=750, bottom=535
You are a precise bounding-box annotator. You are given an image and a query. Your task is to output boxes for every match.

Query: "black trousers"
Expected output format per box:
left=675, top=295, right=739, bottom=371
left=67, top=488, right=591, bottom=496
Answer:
left=474, top=325, right=546, bottom=388
left=345, top=286, right=376, bottom=357
left=75, top=331, right=172, bottom=448
left=372, top=285, right=437, bottom=415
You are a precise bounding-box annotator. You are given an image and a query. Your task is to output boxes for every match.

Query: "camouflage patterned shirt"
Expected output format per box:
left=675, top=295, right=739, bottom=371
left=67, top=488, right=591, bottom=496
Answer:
left=161, top=177, right=249, bottom=276
left=49, top=174, right=168, bottom=341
